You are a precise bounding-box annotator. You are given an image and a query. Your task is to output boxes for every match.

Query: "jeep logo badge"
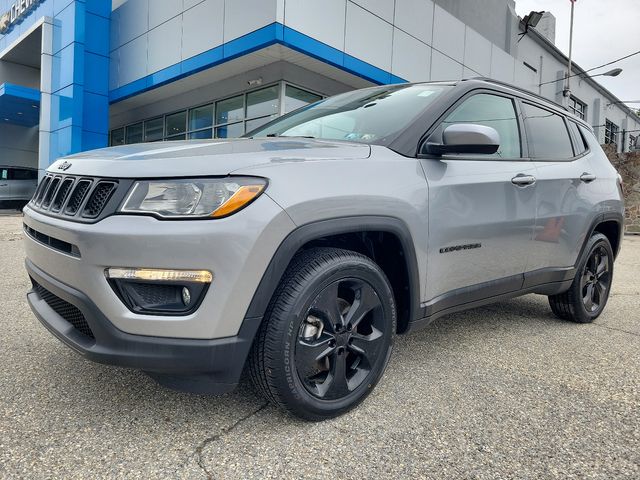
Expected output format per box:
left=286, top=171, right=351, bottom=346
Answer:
left=58, top=161, right=72, bottom=171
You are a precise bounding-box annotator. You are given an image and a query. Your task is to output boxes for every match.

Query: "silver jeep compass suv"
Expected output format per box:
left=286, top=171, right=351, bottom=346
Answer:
left=23, top=79, right=624, bottom=420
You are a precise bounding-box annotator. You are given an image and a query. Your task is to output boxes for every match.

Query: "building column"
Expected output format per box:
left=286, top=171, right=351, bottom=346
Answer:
left=38, top=0, right=110, bottom=171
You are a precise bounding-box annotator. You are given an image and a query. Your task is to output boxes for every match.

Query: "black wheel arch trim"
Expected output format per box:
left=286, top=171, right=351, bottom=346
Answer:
left=244, top=216, right=422, bottom=328
left=577, top=211, right=624, bottom=264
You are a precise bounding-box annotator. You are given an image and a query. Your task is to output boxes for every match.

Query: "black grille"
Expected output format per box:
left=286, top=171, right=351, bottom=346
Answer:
left=32, top=281, right=95, bottom=339
left=51, top=178, right=75, bottom=212
left=131, top=283, right=181, bottom=306
left=41, top=177, right=60, bottom=209
left=64, top=180, right=92, bottom=215
left=29, top=173, right=126, bottom=223
left=33, top=176, right=51, bottom=205
left=24, top=224, right=81, bottom=257
left=82, top=182, right=117, bottom=218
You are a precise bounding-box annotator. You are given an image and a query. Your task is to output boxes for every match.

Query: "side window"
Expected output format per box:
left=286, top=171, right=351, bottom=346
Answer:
left=567, top=121, right=588, bottom=155
left=1, top=169, right=8, bottom=180
left=522, top=103, right=574, bottom=159
left=441, top=93, right=521, bottom=158
left=12, top=169, right=37, bottom=180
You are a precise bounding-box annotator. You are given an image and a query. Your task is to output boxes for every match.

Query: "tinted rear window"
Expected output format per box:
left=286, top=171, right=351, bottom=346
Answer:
left=522, top=103, right=574, bottom=159
left=12, top=169, right=37, bottom=180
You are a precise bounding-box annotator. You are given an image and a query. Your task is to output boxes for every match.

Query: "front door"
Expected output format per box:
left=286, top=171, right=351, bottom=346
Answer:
left=420, top=92, right=537, bottom=308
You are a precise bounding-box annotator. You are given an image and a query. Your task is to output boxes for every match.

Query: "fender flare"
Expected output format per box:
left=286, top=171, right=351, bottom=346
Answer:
left=575, top=211, right=624, bottom=267
left=243, top=216, right=422, bottom=325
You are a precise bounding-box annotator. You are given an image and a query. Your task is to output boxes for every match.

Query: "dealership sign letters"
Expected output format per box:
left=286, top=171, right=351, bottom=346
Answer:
left=0, top=0, right=45, bottom=35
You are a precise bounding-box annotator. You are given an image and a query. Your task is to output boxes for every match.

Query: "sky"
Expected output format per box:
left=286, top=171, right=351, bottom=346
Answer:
left=514, top=0, right=640, bottom=110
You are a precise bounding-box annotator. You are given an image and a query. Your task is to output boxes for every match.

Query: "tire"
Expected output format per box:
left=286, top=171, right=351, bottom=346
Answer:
left=249, top=247, right=396, bottom=421
left=548, top=233, right=614, bottom=323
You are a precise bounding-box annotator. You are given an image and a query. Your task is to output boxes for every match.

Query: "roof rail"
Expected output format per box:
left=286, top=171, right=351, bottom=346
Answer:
left=461, top=77, right=569, bottom=112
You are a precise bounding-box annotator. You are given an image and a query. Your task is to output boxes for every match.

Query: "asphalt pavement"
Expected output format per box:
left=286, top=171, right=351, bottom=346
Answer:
left=0, top=213, right=638, bottom=479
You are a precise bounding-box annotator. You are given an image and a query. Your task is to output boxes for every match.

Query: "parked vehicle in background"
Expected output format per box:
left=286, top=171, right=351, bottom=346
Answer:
left=0, top=166, right=38, bottom=209
left=22, top=79, right=624, bottom=421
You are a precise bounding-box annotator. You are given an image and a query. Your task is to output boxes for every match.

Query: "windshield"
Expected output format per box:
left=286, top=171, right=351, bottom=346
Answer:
left=245, top=83, right=451, bottom=144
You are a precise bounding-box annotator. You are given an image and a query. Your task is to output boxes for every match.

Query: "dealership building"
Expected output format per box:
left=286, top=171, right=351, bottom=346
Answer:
left=1, top=0, right=639, bottom=174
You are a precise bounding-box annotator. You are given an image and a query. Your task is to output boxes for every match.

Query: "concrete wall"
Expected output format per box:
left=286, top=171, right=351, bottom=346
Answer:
left=108, top=0, right=524, bottom=91
left=517, top=32, right=640, bottom=151
left=109, top=0, right=281, bottom=90
left=0, top=60, right=39, bottom=89
left=0, top=123, right=38, bottom=169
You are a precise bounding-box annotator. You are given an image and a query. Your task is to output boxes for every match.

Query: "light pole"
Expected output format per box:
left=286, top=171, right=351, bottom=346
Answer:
left=539, top=67, right=623, bottom=88
left=563, top=0, right=576, bottom=98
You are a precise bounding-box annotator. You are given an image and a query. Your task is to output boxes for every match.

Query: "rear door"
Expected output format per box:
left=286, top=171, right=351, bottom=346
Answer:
left=0, top=168, right=11, bottom=201
left=420, top=91, right=537, bottom=305
left=519, top=102, right=598, bottom=281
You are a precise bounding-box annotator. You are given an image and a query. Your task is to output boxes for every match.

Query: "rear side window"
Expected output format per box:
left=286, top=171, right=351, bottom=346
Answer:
left=442, top=93, right=521, bottom=158
left=12, top=169, right=37, bottom=180
left=522, top=103, right=574, bottom=159
left=567, top=121, right=588, bottom=155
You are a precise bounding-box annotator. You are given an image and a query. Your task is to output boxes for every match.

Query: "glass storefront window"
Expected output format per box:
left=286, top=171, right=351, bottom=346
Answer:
left=215, top=122, right=244, bottom=139
left=145, top=117, right=164, bottom=142
left=110, top=127, right=125, bottom=146
left=189, top=129, right=213, bottom=139
left=166, top=111, right=187, bottom=136
left=285, top=85, right=322, bottom=113
left=189, top=104, right=213, bottom=131
left=246, top=115, right=277, bottom=133
left=246, top=85, right=279, bottom=119
left=125, top=123, right=143, bottom=144
left=111, top=82, right=325, bottom=144
left=216, top=96, right=244, bottom=125
left=166, top=134, right=186, bottom=141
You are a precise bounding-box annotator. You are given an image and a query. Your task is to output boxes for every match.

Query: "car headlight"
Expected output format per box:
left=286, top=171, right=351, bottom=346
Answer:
left=119, top=177, right=267, bottom=219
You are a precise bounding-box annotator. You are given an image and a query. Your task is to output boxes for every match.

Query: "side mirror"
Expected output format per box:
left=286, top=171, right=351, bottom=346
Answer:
left=423, top=124, right=500, bottom=156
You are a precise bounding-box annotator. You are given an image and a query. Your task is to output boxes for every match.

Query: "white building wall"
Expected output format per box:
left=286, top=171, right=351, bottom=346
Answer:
left=517, top=32, right=640, bottom=150
left=109, top=0, right=280, bottom=90
left=0, top=124, right=38, bottom=168
left=109, top=0, right=640, bottom=151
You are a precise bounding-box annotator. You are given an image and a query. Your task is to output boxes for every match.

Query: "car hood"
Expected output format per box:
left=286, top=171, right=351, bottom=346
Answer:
left=48, top=138, right=371, bottom=178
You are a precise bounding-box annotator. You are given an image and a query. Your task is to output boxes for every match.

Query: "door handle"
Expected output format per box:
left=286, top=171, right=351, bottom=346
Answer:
left=0, top=183, right=7, bottom=187
left=511, top=174, right=536, bottom=187
left=580, top=172, right=596, bottom=183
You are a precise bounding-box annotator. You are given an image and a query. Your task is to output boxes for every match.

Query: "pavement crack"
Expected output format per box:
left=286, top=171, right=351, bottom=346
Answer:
left=194, top=402, right=269, bottom=479
left=592, top=322, right=639, bottom=337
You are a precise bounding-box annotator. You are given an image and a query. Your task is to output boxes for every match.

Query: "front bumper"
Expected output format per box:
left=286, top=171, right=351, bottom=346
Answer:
left=22, top=195, right=295, bottom=339
left=27, top=259, right=261, bottom=394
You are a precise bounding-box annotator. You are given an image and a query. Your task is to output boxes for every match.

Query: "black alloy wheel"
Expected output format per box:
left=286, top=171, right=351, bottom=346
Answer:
left=295, top=278, right=386, bottom=400
left=249, top=247, right=396, bottom=421
left=548, top=233, right=614, bottom=323
left=580, top=245, right=611, bottom=314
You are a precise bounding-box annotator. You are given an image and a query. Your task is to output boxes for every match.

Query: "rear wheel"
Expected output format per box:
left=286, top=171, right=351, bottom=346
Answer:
left=548, top=233, right=613, bottom=323
left=249, top=247, right=396, bottom=421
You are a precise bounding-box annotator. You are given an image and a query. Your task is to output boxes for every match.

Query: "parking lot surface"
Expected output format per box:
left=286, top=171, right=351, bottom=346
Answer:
left=0, top=214, right=638, bottom=479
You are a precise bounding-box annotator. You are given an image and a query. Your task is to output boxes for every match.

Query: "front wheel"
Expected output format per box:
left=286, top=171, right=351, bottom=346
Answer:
left=548, top=233, right=614, bottom=323
left=249, top=247, right=396, bottom=421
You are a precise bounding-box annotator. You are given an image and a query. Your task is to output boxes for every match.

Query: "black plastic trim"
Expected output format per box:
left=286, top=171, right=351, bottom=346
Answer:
left=577, top=212, right=624, bottom=262
left=26, top=259, right=261, bottom=394
left=23, top=223, right=81, bottom=257
left=244, top=216, right=422, bottom=325
left=410, top=267, right=576, bottom=332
